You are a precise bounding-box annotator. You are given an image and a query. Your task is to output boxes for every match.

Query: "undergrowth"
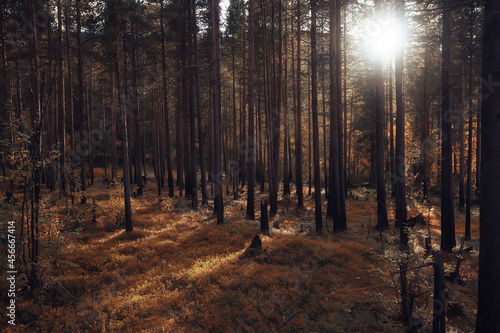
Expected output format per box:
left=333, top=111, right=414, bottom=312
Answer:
left=0, top=179, right=479, bottom=332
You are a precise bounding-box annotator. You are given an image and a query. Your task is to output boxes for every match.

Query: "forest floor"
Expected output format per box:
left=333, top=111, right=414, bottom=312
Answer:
left=0, top=170, right=479, bottom=332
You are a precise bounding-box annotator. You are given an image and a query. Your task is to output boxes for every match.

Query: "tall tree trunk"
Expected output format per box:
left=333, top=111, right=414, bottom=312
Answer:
left=161, top=0, right=174, bottom=197
left=311, top=0, right=322, bottom=233
left=336, top=0, right=346, bottom=229
left=27, top=0, right=41, bottom=279
left=131, top=23, right=143, bottom=196
left=112, top=0, right=133, bottom=232
left=375, top=66, right=388, bottom=229
left=88, top=67, right=94, bottom=185
left=232, top=38, right=238, bottom=200
left=47, top=15, right=56, bottom=192
left=389, top=67, right=395, bottom=197
left=246, top=0, right=256, bottom=220
left=322, top=67, right=328, bottom=199
left=57, top=0, right=66, bottom=195
left=295, top=0, right=304, bottom=208
left=283, top=9, right=290, bottom=197
left=308, top=60, right=312, bottom=196
left=76, top=0, right=87, bottom=199
left=476, top=0, right=500, bottom=329
left=0, top=9, right=11, bottom=147
left=327, top=0, right=342, bottom=231
left=374, top=0, right=388, bottom=230
left=211, top=0, right=223, bottom=224
left=102, top=83, right=107, bottom=181
left=110, top=72, right=117, bottom=179
left=395, top=0, right=408, bottom=246
left=194, top=31, right=207, bottom=206
left=464, top=2, right=474, bottom=241
left=65, top=6, right=75, bottom=194
left=458, top=66, right=466, bottom=210
left=422, top=42, right=430, bottom=201
left=188, top=0, right=198, bottom=208
left=440, top=0, right=456, bottom=252
left=268, top=0, right=281, bottom=216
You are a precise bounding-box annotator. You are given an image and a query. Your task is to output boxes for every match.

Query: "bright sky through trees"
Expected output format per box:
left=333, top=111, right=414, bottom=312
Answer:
left=361, top=15, right=404, bottom=59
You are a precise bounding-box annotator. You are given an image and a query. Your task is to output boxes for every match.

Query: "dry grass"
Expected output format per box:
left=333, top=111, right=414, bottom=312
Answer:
left=0, top=175, right=479, bottom=332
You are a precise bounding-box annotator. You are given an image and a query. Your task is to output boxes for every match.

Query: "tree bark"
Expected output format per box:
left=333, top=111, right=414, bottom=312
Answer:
left=246, top=0, right=255, bottom=219
left=76, top=0, right=87, bottom=198
left=440, top=0, right=456, bottom=252
left=422, top=42, right=430, bottom=201
left=395, top=0, right=408, bottom=246
left=336, top=0, right=346, bottom=229
left=476, top=0, right=500, bottom=330
left=110, top=71, right=117, bottom=179
left=295, top=0, right=304, bottom=208
left=112, top=0, right=133, bottom=232
left=211, top=0, right=224, bottom=224
left=161, top=0, right=174, bottom=197
left=311, top=0, right=322, bottom=233
left=464, top=2, right=474, bottom=241
left=327, top=0, right=342, bottom=231
left=131, top=23, right=143, bottom=196
left=57, top=0, right=66, bottom=195
left=374, top=0, right=388, bottom=230
left=188, top=0, right=198, bottom=208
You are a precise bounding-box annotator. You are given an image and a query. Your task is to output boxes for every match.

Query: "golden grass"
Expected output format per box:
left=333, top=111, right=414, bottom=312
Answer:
left=0, top=177, right=479, bottom=332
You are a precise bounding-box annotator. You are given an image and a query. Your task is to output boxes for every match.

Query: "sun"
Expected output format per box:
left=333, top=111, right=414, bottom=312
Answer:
left=361, top=16, right=404, bottom=59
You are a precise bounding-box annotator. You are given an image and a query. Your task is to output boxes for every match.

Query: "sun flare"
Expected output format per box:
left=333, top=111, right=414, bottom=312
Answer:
left=362, top=16, right=404, bottom=59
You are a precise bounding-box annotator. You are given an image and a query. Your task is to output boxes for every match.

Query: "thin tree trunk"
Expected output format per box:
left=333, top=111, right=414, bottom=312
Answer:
left=188, top=0, right=198, bottom=208
left=88, top=67, right=94, bottom=185
left=110, top=72, right=117, bottom=179
left=246, top=0, right=255, bottom=219
left=395, top=0, right=408, bottom=245
left=311, top=0, right=322, bottom=233
left=194, top=33, right=207, bottom=205
left=47, top=15, right=56, bottom=192
left=65, top=7, right=75, bottom=195
left=27, top=0, right=41, bottom=278
left=102, top=83, right=107, bottom=181
left=308, top=63, right=312, bottom=196
left=131, top=23, right=143, bottom=196
left=440, top=0, right=456, bottom=251
left=161, top=0, right=174, bottom=197
left=57, top=0, right=66, bottom=194
left=77, top=0, right=87, bottom=198
left=211, top=0, right=224, bottom=224
left=283, top=9, right=290, bottom=197
left=112, top=0, right=133, bottom=232
left=422, top=43, right=430, bottom=201
left=389, top=67, right=395, bottom=197
left=464, top=2, right=474, bottom=241
left=336, top=0, right=346, bottom=229
left=295, top=0, right=304, bottom=208
left=374, top=0, right=388, bottom=230
left=458, top=66, right=465, bottom=210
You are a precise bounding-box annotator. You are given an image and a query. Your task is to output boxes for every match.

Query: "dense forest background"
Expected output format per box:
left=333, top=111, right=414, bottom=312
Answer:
left=1, top=0, right=499, bottom=331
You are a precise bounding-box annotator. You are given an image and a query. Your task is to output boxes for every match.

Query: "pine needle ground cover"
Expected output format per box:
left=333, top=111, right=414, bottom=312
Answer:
left=0, top=179, right=478, bottom=332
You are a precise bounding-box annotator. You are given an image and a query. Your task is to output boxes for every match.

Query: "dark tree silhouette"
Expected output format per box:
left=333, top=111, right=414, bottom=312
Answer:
left=440, top=0, right=456, bottom=252
left=211, top=0, right=224, bottom=224
left=246, top=0, right=256, bottom=220
left=395, top=0, right=408, bottom=246
left=476, top=0, right=500, bottom=330
left=374, top=0, right=388, bottom=230
left=311, top=0, right=322, bottom=233
left=111, top=0, right=133, bottom=232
